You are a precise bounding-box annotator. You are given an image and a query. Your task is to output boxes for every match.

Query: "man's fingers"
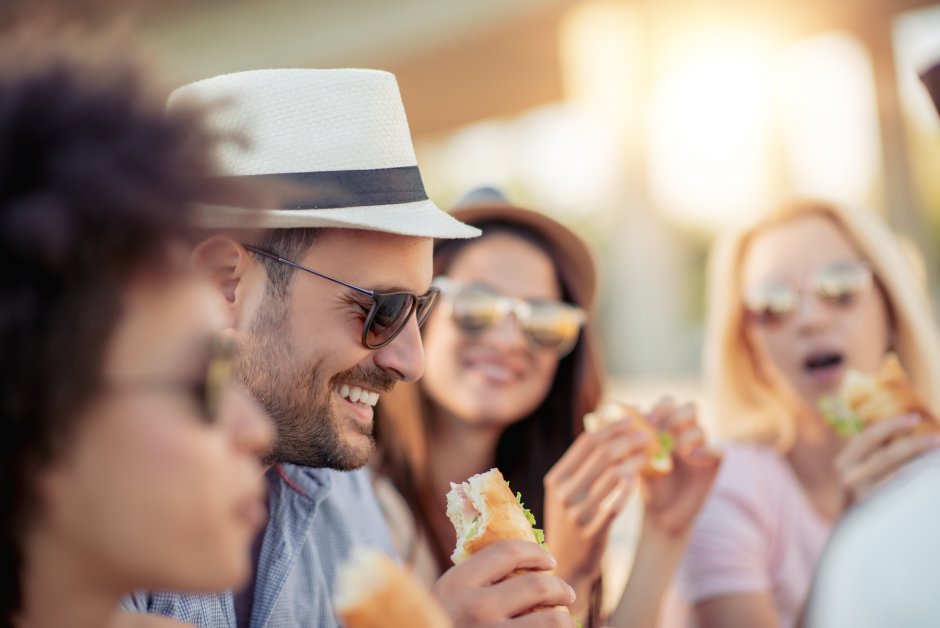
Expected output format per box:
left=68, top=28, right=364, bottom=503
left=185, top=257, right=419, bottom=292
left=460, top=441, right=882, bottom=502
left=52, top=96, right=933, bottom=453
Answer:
left=445, top=540, right=556, bottom=587
left=501, top=608, right=578, bottom=628
left=484, top=571, right=576, bottom=619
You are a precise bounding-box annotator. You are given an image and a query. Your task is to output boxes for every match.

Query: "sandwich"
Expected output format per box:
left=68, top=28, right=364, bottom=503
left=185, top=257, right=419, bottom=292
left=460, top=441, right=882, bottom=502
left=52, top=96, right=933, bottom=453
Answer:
left=447, top=468, right=581, bottom=624
left=446, top=468, right=545, bottom=565
left=333, top=547, right=452, bottom=628
left=583, top=401, right=675, bottom=476
left=820, top=353, right=938, bottom=436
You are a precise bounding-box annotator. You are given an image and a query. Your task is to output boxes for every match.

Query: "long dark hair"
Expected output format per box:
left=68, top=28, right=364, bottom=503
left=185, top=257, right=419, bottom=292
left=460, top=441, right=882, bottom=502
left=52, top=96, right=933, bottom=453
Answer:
left=374, top=219, right=603, bottom=570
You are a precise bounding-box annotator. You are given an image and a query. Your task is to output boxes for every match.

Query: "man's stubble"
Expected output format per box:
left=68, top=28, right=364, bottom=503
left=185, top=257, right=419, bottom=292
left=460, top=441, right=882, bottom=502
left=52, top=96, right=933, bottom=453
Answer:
left=237, top=293, right=392, bottom=470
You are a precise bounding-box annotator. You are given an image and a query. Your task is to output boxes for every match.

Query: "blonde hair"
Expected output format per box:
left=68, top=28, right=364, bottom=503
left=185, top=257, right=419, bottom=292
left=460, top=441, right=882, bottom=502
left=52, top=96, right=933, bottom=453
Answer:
left=705, top=199, right=940, bottom=451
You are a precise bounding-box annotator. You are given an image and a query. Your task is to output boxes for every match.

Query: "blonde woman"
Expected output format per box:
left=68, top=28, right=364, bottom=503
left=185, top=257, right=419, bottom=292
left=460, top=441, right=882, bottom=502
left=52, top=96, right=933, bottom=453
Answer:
left=678, top=199, right=940, bottom=628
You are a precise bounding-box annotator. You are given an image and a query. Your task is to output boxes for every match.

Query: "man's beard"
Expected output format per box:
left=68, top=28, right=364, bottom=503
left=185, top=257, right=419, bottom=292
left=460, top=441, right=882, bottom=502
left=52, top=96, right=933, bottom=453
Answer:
left=238, top=296, right=394, bottom=470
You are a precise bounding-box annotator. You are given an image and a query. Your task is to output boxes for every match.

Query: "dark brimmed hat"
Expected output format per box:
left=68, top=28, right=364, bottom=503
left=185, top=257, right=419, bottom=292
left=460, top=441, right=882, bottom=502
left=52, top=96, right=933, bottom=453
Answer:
left=447, top=186, right=597, bottom=311
left=921, top=61, right=940, bottom=118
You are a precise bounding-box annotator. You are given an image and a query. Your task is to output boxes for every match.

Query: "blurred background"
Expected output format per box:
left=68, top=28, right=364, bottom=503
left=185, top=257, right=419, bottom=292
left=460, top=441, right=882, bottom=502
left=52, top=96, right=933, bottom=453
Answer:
left=5, top=0, right=940, bottom=414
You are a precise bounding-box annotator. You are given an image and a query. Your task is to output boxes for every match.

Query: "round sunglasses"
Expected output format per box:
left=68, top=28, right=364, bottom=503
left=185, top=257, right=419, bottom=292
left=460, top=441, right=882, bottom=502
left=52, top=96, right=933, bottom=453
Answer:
left=244, top=245, right=439, bottom=349
left=743, top=261, right=874, bottom=325
left=433, top=277, right=586, bottom=357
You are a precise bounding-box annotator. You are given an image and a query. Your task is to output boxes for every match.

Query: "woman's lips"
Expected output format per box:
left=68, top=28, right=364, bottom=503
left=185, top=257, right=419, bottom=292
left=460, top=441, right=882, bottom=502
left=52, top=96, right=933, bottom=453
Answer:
left=463, top=356, right=524, bottom=385
left=802, top=350, right=845, bottom=388
left=805, top=361, right=844, bottom=387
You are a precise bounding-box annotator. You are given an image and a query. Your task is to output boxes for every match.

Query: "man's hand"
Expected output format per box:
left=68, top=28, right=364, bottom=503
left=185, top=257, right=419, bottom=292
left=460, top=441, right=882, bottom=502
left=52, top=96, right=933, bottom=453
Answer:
left=431, top=540, right=577, bottom=627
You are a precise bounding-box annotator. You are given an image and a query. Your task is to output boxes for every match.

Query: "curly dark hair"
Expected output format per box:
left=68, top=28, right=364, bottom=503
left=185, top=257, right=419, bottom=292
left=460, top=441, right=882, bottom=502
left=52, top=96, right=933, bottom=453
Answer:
left=0, top=30, right=227, bottom=625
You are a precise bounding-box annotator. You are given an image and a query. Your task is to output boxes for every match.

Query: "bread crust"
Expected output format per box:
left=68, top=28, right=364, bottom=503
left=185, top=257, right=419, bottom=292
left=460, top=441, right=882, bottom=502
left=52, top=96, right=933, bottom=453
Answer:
left=840, top=354, right=938, bottom=434
left=336, top=551, right=452, bottom=628
left=583, top=402, right=674, bottom=476
left=447, top=469, right=569, bottom=615
left=459, top=470, right=538, bottom=559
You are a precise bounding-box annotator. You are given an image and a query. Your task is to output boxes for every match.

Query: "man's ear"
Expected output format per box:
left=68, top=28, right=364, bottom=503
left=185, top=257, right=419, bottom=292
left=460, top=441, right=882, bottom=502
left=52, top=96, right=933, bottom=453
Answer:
left=192, top=236, right=256, bottom=323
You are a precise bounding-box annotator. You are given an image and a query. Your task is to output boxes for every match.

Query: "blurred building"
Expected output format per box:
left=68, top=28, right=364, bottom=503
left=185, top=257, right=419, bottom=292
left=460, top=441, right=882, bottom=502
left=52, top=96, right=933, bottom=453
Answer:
left=6, top=0, right=940, bottom=404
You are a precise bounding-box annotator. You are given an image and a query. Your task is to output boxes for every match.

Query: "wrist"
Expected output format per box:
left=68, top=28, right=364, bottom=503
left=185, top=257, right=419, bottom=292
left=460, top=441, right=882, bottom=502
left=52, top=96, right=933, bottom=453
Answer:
left=639, top=512, right=692, bottom=557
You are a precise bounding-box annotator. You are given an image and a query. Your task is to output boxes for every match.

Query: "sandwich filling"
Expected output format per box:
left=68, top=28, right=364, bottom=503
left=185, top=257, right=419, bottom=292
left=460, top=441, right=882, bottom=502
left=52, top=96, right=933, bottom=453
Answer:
left=447, top=471, right=545, bottom=564
left=650, top=432, right=675, bottom=471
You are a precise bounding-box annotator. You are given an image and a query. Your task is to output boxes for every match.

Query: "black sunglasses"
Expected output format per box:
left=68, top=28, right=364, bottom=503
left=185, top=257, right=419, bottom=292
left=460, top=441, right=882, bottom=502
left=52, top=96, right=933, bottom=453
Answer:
left=244, top=245, right=439, bottom=349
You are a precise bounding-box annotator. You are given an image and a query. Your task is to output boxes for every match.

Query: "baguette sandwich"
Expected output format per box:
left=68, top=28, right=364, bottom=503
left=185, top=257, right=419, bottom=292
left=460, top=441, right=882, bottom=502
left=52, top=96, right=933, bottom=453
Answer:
left=334, top=547, right=452, bottom=628
left=446, top=468, right=545, bottom=565
left=446, top=468, right=572, bottom=618
left=583, top=401, right=675, bottom=476
left=820, top=353, right=938, bottom=436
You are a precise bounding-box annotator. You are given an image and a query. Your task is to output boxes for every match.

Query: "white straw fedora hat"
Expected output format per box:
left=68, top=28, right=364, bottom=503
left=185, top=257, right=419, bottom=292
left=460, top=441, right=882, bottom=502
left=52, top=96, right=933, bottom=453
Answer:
left=167, top=68, right=479, bottom=239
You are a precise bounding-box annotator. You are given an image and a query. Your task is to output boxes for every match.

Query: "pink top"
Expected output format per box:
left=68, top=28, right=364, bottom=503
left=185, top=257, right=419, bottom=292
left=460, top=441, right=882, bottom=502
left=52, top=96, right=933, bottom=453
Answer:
left=678, top=444, right=832, bottom=628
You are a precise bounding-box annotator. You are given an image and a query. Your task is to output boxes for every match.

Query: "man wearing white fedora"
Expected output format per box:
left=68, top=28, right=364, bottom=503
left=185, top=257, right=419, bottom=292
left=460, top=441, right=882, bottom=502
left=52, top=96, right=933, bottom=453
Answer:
left=126, top=69, right=577, bottom=627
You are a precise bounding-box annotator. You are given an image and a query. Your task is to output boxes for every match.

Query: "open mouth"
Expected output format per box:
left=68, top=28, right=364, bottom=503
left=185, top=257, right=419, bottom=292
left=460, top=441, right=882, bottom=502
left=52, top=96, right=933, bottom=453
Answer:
left=804, top=351, right=844, bottom=373
left=336, top=384, right=380, bottom=407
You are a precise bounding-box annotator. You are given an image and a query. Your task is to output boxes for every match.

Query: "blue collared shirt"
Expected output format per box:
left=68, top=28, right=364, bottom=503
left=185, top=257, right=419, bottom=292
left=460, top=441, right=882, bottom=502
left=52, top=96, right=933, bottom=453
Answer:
left=125, top=464, right=395, bottom=627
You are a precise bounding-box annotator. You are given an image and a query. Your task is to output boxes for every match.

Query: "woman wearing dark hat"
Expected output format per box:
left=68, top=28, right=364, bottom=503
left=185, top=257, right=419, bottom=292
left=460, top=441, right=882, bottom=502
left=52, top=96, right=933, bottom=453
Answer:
left=373, top=187, right=720, bottom=626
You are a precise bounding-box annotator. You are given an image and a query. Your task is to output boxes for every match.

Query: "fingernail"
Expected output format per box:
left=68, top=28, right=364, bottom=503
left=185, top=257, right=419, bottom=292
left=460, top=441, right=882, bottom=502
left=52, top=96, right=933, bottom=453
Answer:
left=905, top=413, right=922, bottom=425
left=549, top=555, right=558, bottom=567
left=925, top=434, right=940, bottom=447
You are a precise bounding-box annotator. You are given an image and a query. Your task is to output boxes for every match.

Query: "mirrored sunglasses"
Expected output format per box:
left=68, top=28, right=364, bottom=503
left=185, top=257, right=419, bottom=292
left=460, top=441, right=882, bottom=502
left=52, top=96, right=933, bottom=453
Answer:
left=743, top=261, right=874, bottom=325
left=434, top=277, right=586, bottom=357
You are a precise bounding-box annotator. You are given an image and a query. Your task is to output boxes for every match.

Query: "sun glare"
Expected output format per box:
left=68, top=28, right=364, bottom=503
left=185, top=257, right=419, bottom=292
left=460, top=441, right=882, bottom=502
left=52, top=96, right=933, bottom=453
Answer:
left=647, top=32, right=775, bottom=230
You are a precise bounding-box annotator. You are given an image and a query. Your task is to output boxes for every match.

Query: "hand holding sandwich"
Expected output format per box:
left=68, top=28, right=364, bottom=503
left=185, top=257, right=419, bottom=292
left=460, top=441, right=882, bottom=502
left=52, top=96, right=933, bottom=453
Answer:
left=542, top=408, right=650, bottom=615
left=826, top=354, right=940, bottom=506
left=544, top=396, right=720, bottom=623
left=640, top=397, right=721, bottom=538
left=431, top=540, right=577, bottom=628
left=607, top=397, right=721, bottom=628
left=439, top=468, right=576, bottom=626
